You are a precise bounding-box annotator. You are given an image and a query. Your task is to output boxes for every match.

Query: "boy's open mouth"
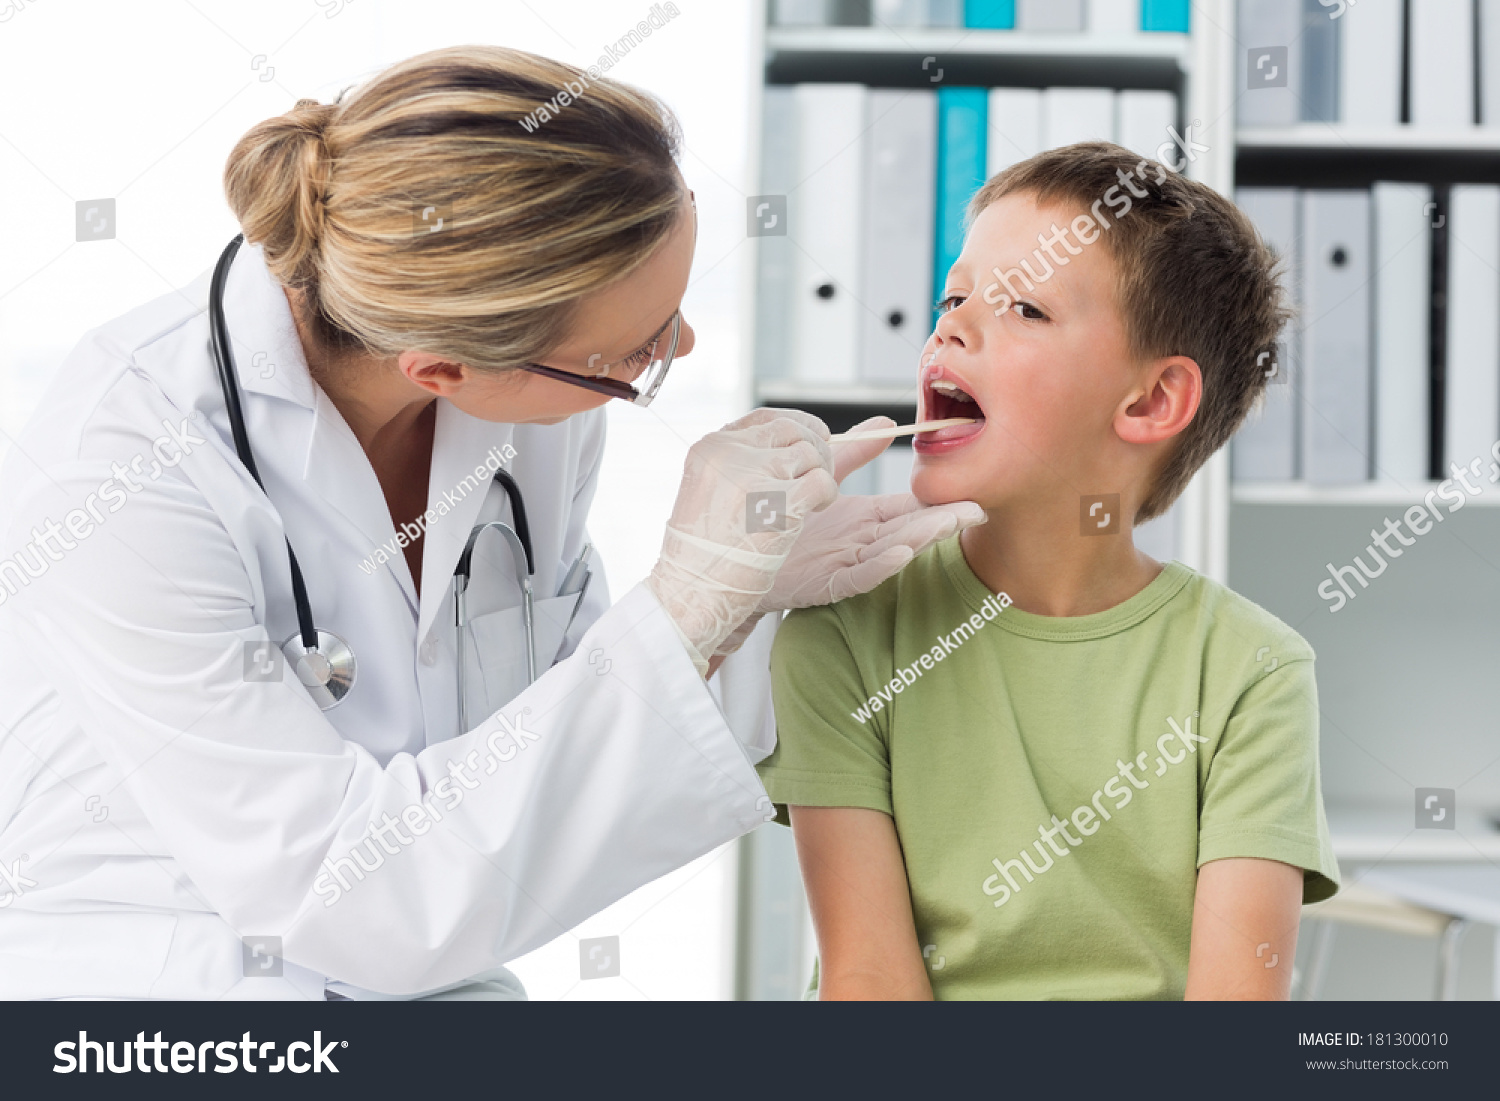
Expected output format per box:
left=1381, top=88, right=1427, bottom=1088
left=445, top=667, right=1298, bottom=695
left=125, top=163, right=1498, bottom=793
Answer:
left=918, top=367, right=987, bottom=450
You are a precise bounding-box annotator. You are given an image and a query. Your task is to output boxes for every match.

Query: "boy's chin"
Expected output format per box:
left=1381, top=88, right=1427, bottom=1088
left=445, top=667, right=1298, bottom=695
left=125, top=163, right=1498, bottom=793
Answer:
left=911, top=464, right=996, bottom=509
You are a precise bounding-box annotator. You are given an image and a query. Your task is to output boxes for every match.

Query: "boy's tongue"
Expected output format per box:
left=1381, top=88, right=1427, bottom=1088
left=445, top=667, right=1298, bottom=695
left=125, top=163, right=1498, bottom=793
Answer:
left=918, top=418, right=985, bottom=443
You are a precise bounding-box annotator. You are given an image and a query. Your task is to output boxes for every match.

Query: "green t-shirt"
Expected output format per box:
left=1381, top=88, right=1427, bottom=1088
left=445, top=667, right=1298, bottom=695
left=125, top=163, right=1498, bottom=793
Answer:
left=757, top=536, right=1340, bottom=1001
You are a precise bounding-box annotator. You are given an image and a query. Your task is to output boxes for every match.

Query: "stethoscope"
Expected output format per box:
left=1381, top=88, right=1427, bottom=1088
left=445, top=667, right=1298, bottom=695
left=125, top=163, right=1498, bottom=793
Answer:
left=209, top=234, right=536, bottom=713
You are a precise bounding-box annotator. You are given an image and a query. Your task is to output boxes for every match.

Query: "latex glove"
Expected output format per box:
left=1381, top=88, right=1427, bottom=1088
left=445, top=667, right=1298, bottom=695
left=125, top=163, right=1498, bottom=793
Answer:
left=647, top=408, right=838, bottom=676
left=713, top=417, right=986, bottom=659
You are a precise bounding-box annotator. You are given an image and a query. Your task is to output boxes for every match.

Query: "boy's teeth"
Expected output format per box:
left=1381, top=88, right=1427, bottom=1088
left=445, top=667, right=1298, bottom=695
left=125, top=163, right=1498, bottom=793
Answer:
left=931, top=379, right=975, bottom=402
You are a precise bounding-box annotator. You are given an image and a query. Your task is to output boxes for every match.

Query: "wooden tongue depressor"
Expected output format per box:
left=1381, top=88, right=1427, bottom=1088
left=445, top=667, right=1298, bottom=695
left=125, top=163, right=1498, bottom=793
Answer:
left=829, top=418, right=976, bottom=443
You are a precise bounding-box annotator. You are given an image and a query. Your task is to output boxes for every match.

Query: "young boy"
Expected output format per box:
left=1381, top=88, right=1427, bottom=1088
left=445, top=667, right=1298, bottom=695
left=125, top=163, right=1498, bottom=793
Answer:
left=756, top=142, right=1339, bottom=1001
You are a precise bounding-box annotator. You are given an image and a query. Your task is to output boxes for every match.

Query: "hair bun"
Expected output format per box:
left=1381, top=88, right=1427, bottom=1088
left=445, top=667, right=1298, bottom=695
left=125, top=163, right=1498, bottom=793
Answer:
left=223, top=97, right=339, bottom=289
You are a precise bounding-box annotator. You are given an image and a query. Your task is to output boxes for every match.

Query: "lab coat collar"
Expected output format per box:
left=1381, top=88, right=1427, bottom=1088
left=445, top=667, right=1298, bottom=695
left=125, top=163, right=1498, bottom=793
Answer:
left=220, top=240, right=319, bottom=411
left=221, top=242, right=518, bottom=639
left=416, top=404, right=516, bottom=644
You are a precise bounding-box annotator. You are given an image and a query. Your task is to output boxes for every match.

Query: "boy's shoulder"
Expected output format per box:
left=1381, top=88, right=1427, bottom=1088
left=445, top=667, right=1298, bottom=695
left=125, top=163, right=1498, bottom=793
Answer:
left=1170, top=566, right=1316, bottom=669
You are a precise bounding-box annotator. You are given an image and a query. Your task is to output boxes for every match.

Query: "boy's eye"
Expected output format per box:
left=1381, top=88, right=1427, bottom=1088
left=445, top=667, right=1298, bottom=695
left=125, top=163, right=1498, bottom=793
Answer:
left=1013, top=301, right=1047, bottom=321
left=935, top=294, right=966, bottom=315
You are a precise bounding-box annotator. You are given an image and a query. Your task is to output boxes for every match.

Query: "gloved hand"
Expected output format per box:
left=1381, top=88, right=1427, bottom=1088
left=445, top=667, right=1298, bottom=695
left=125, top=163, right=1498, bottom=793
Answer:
left=647, top=408, right=839, bottom=677
left=712, top=416, right=986, bottom=660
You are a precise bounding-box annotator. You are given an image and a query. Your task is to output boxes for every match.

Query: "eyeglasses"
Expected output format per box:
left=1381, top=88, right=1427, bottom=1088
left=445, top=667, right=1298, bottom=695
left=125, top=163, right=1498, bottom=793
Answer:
left=513, top=310, right=681, bottom=408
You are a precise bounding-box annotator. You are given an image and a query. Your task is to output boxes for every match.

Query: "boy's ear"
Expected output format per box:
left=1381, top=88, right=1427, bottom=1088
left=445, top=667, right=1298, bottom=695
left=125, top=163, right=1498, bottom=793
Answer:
left=1115, top=356, right=1202, bottom=446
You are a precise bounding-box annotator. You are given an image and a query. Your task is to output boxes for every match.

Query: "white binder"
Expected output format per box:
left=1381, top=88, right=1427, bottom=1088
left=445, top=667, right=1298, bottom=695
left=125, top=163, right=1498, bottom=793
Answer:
left=1116, top=90, right=1176, bottom=161
left=1480, top=0, right=1500, bottom=124
left=1340, top=0, right=1403, bottom=127
left=771, top=0, right=833, bottom=25
left=861, top=90, right=937, bottom=385
left=754, top=88, right=798, bottom=384
left=1372, top=182, right=1432, bottom=484
left=1233, top=188, right=1300, bottom=482
left=874, top=0, right=962, bottom=25
left=1018, top=0, right=1084, bottom=31
left=1411, top=0, right=1475, bottom=128
left=1236, top=0, right=1302, bottom=127
left=876, top=446, right=916, bottom=495
left=987, top=88, right=1043, bottom=175
left=790, top=84, right=867, bottom=385
left=1041, top=87, right=1116, bottom=148
left=1301, top=190, right=1372, bottom=484
left=1089, top=0, right=1141, bottom=34
left=1445, top=186, right=1500, bottom=471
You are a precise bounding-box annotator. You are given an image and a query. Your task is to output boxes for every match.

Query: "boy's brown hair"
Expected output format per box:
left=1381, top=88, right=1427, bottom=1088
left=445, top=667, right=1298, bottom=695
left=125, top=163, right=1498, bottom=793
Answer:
left=969, top=141, right=1291, bottom=522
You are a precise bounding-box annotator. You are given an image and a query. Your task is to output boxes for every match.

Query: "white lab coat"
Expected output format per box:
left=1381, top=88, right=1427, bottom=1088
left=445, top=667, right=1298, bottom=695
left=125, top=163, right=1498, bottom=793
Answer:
left=0, top=243, right=778, bottom=1000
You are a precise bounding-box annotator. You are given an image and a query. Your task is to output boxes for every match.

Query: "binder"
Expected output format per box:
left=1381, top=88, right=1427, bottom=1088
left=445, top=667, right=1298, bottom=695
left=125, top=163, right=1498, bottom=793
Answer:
left=1041, top=87, right=1116, bottom=147
left=1372, top=183, right=1432, bottom=484
left=1017, top=0, right=1084, bottom=32
left=790, top=84, right=867, bottom=385
left=986, top=87, right=1042, bottom=175
left=1411, top=0, right=1475, bottom=128
left=771, top=0, right=832, bottom=24
left=965, top=0, right=1016, bottom=27
left=1301, top=190, right=1372, bottom=484
left=1116, top=90, right=1176, bottom=161
left=1141, top=0, right=1189, bottom=31
left=1340, top=0, right=1403, bottom=127
left=934, top=88, right=988, bottom=317
left=1237, top=0, right=1302, bottom=127
left=1480, top=0, right=1500, bottom=124
left=1090, top=0, right=1141, bottom=33
left=875, top=0, right=961, bottom=24
left=1444, top=186, right=1500, bottom=471
left=1232, top=188, right=1300, bottom=482
left=754, top=87, right=798, bottom=383
left=876, top=445, right=916, bottom=495
left=861, top=90, right=938, bottom=385
left=1299, top=0, right=1339, bottom=123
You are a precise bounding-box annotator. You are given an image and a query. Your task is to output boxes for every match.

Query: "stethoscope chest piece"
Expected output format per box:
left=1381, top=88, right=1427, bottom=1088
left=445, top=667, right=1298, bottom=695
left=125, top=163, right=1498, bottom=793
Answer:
left=282, top=630, right=357, bottom=710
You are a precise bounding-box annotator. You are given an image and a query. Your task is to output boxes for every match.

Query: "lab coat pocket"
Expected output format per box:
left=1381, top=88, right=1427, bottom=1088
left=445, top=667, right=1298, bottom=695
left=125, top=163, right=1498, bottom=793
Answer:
left=461, top=592, right=584, bottom=726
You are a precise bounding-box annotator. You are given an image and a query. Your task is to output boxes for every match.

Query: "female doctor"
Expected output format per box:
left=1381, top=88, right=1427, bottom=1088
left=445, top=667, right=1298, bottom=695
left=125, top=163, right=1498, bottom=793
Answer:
left=0, top=46, right=981, bottom=1000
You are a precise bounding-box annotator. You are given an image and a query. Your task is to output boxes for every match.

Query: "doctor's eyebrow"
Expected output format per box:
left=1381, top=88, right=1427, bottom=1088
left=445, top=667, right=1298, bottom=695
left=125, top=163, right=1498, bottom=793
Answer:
left=622, top=313, right=673, bottom=359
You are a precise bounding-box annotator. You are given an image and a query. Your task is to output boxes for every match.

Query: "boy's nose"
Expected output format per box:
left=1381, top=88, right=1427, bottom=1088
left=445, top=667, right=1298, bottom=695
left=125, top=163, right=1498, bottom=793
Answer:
left=934, top=308, right=970, bottom=350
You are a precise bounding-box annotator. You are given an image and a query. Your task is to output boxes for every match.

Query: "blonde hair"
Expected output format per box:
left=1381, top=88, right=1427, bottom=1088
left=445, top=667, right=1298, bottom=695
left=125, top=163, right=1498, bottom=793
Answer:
left=223, top=45, right=687, bottom=372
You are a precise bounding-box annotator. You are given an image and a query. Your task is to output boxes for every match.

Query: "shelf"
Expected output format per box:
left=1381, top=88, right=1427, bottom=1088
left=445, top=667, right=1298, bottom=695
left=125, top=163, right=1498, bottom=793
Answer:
left=1328, top=803, right=1500, bottom=863
left=1238, top=125, right=1500, bottom=152
left=765, top=28, right=1188, bottom=90
left=756, top=381, right=917, bottom=405
left=1237, top=126, right=1500, bottom=186
left=1232, top=482, right=1500, bottom=508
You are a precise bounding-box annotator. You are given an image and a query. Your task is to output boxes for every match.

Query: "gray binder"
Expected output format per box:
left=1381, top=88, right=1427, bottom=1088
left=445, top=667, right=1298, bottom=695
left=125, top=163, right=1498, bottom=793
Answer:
left=861, top=90, right=937, bottom=385
left=1237, top=0, right=1302, bottom=127
left=1301, top=190, right=1372, bottom=484
left=754, top=88, right=797, bottom=383
left=1233, top=188, right=1300, bottom=482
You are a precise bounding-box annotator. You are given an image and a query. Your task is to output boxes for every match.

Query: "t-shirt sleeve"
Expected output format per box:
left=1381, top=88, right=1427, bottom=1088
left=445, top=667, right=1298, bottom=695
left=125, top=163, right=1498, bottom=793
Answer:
left=1196, top=657, right=1340, bottom=903
left=756, top=601, right=894, bottom=823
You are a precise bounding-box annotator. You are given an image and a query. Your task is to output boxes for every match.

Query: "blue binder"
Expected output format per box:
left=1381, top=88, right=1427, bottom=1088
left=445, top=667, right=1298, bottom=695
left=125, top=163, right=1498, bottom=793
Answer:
left=934, top=88, right=988, bottom=320
left=1142, top=0, right=1189, bottom=31
left=965, top=0, right=1015, bottom=26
